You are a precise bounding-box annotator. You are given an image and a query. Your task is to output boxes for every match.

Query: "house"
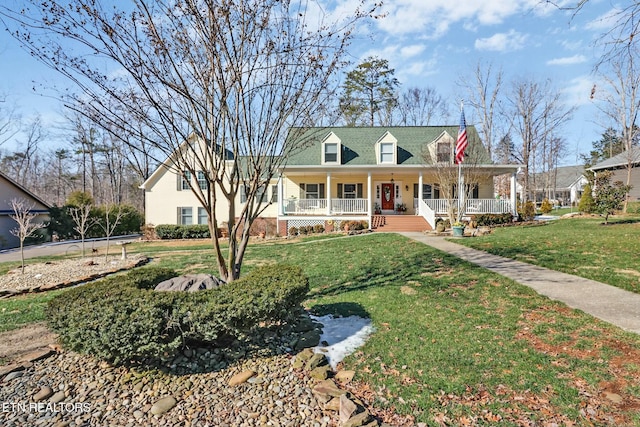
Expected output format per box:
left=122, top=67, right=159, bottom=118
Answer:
left=141, top=126, right=521, bottom=234
left=531, top=165, right=588, bottom=206
left=0, top=171, right=51, bottom=249
left=589, top=147, right=640, bottom=201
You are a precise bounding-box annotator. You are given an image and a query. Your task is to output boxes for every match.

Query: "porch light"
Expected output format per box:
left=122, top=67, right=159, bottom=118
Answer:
left=390, top=173, right=394, bottom=184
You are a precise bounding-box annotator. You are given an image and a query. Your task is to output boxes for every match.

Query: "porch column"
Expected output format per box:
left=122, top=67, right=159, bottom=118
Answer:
left=277, top=174, right=284, bottom=235
left=418, top=171, right=423, bottom=215
left=367, top=171, right=372, bottom=229
left=510, top=171, right=518, bottom=219
left=326, top=172, right=332, bottom=215
left=277, top=174, right=284, bottom=217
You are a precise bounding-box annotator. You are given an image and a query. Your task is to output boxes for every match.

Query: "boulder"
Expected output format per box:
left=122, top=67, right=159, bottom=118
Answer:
left=154, top=274, right=224, bottom=292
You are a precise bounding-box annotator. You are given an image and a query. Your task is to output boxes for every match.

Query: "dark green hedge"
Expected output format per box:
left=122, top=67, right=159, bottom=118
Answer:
left=154, top=224, right=215, bottom=239
left=47, top=265, right=309, bottom=365
left=474, top=213, right=514, bottom=226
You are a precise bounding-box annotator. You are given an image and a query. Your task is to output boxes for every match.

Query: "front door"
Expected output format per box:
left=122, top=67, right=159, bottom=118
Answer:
left=381, top=183, right=394, bottom=210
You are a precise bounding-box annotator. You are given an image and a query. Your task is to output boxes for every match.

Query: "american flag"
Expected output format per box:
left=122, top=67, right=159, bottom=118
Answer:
left=454, top=107, right=468, bottom=164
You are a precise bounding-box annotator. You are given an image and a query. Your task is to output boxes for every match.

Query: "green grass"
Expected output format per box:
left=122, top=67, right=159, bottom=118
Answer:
left=2, top=232, right=640, bottom=424
left=0, top=289, right=65, bottom=333
left=457, top=216, right=640, bottom=293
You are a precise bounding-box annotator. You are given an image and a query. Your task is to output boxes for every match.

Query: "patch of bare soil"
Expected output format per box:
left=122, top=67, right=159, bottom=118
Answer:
left=0, top=322, right=57, bottom=365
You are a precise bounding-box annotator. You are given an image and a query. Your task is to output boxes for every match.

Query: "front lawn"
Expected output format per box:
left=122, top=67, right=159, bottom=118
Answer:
left=2, top=232, right=640, bottom=425
left=458, top=216, right=640, bottom=293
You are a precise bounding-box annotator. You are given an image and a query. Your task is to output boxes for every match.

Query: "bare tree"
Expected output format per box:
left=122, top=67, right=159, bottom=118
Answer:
left=505, top=77, right=574, bottom=201
left=0, top=0, right=377, bottom=281
left=458, top=61, right=504, bottom=161
left=0, top=92, right=20, bottom=146
left=9, top=198, right=47, bottom=273
left=592, top=56, right=640, bottom=212
left=95, top=204, right=126, bottom=262
left=69, top=204, right=93, bottom=257
left=396, top=87, right=449, bottom=126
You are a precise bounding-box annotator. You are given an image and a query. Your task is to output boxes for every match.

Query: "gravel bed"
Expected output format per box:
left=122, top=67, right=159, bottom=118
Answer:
left=0, top=255, right=148, bottom=292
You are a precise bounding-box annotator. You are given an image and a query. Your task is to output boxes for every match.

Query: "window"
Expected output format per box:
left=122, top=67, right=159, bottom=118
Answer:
left=181, top=171, right=192, bottom=190
left=413, top=184, right=433, bottom=200
left=271, top=185, right=278, bottom=203
left=255, top=187, right=266, bottom=203
left=324, top=143, right=338, bottom=163
left=437, top=142, right=451, bottom=163
left=380, top=142, right=394, bottom=163
left=240, top=185, right=247, bottom=203
left=179, top=207, right=192, bottom=225
left=197, top=207, right=207, bottom=225
left=305, top=183, right=320, bottom=199
left=338, top=183, right=363, bottom=198
left=197, top=171, right=207, bottom=190
left=300, top=183, right=325, bottom=199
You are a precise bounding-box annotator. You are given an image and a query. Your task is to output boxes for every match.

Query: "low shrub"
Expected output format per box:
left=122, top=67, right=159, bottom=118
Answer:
left=342, top=220, right=368, bottom=231
left=540, top=198, right=553, bottom=214
left=154, top=224, right=213, bottom=239
left=46, top=265, right=309, bottom=365
left=517, top=200, right=536, bottom=221
left=475, top=213, right=514, bottom=226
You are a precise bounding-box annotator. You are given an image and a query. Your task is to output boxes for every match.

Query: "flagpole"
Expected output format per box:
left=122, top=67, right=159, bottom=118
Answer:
left=457, top=100, right=463, bottom=223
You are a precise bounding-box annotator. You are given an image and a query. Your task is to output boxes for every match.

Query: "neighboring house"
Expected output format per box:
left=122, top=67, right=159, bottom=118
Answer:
left=589, top=147, right=640, bottom=201
left=531, top=165, right=588, bottom=206
left=141, top=126, right=521, bottom=233
left=0, top=171, right=51, bottom=249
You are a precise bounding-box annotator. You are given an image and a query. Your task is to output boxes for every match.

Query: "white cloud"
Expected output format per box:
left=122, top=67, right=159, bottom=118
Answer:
left=547, top=54, right=588, bottom=65
left=585, top=7, right=621, bottom=31
left=372, top=0, right=548, bottom=37
left=563, top=74, right=599, bottom=107
left=474, top=30, right=528, bottom=52
left=399, top=44, right=426, bottom=58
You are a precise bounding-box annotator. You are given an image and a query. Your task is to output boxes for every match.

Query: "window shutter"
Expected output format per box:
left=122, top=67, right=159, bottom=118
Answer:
left=319, top=183, right=325, bottom=198
left=300, top=183, right=305, bottom=198
left=177, top=207, right=182, bottom=225
left=177, top=173, right=182, bottom=191
left=337, top=183, right=343, bottom=198
left=357, top=183, right=363, bottom=198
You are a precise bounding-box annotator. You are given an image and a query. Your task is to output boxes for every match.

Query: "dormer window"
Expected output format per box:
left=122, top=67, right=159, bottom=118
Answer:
left=376, top=131, right=397, bottom=164
left=437, top=142, right=451, bottom=163
left=324, top=143, right=338, bottom=163
left=322, top=132, right=341, bottom=165
left=380, top=142, right=394, bottom=163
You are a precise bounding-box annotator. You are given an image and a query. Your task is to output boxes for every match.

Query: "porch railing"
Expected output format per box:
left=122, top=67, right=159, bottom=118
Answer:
left=423, top=198, right=512, bottom=214
left=282, top=198, right=368, bottom=215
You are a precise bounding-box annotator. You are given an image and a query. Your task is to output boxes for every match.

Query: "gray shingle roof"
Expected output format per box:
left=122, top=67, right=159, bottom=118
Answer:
left=285, top=126, right=491, bottom=166
left=533, top=165, right=586, bottom=190
left=590, top=146, right=640, bottom=171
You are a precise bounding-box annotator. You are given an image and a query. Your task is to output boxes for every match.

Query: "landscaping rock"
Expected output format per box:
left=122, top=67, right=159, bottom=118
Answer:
left=228, top=370, right=256, bottom=386
left=312, top=379, right=345, bottom=403
left=154, top=274, right=225, bottom=292
left=342, top=409, right=373, bottom=427
left=150, top=396, right=177, bottom=415
left=340, top=394, right=359, bottom=423
left=335, top=370, right=355, bottom=384
left=295, top=329, right=322, bottom=350
left=33, top=386, right=54, bottom=401
left=310, top=365, right=332, bottom=380
left=306, top=353, right=329, bottom=370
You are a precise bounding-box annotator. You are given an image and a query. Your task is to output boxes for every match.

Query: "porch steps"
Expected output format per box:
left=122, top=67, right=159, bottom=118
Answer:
left=372, top=215, right=431, bottom=232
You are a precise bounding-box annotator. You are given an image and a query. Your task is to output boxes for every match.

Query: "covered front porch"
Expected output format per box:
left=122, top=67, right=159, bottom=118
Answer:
left=277, top=165, right=520, bottom=230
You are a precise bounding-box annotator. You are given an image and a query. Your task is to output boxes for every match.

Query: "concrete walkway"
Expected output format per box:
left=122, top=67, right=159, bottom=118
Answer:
left=401, top=232, right=640, bottom=335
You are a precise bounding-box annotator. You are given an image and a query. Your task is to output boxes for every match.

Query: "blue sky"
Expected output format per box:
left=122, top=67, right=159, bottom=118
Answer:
left=0, top=0, right=618, bottom=165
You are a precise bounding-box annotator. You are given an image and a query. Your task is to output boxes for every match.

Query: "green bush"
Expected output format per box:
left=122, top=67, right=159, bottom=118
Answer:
left=474, top=213, right=513, bottom=226
left=578, top=184, right=595, bottom=213
left=154, top=224, right=212, bottom=239
left=46, top=265, right=309, bottom=365
left=517, top=200, right=536, bottom=221
left=540, top=198, right=553, bottom=214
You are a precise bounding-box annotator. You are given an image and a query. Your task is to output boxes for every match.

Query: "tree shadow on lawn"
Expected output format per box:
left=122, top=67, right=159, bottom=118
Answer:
left=307, top=251, right=470, bottom=298
left=308, top=301, right=370, bottom=318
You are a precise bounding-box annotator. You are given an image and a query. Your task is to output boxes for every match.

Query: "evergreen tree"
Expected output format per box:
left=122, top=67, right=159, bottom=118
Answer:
left=339, top=56, right=399, bottom=126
